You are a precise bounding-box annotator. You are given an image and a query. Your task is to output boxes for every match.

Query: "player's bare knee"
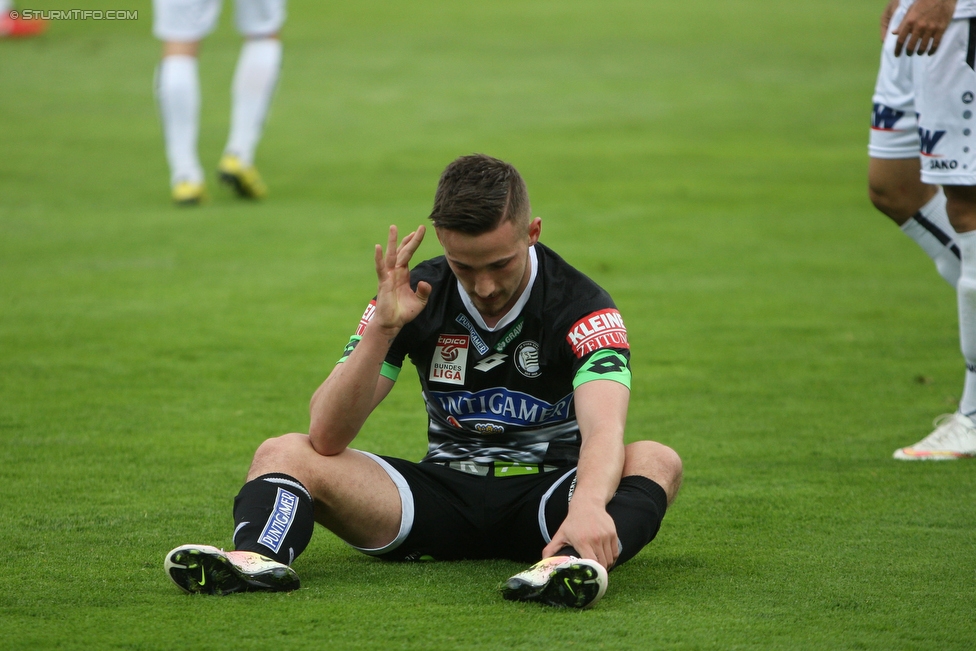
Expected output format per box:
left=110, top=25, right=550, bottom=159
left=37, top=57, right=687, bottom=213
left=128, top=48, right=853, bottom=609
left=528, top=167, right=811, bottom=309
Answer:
left=247, top=433, right=312, bottom=480
left=867, top=158, right=934, bottom=224
left=623, top=440, right=682, bottom=499
left=162, top=40, right=200, bottom=58
left=867, top=184, right=898, bottom=220
left=868, top=181, right=918, bottom=224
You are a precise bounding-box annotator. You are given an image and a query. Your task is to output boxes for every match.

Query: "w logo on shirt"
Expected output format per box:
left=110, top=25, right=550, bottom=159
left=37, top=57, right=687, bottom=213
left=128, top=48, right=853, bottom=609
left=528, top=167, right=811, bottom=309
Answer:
left=918, top=128, right=946, bottom=156
left=871, top=103, right=905, bottom=130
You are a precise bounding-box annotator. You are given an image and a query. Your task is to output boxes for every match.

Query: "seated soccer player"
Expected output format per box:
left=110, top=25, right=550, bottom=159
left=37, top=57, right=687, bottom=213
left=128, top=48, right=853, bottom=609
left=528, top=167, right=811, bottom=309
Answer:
left=164, top=154, right=683, bottom=608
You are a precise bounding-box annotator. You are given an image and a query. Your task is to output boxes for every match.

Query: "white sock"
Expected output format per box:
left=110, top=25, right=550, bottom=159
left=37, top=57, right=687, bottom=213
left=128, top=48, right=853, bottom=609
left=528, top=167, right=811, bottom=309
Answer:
left=954, top=229, right=976, bottom=415
left=156, top=55, right=203, bottom=186
left=900, top=190, right=960, bottom=288
left=224, top=38, right=282, bottom=166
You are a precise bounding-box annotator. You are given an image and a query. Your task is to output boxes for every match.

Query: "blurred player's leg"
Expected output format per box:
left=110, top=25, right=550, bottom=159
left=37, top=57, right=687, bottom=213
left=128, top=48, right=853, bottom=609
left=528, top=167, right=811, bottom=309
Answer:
left=157, top=47, right=205, bottom=204
left=945, top=188, right=976, bottom=423
left=152, top=0, right=221, bottom=203
left=218, top=37, right=281, bottom=199
left=893, top=17, right=976, bottom=460
left=868, top=3, right=960, bottom=288
left=217, top=0, right=286, bottom=199
left=869, top=159, right=959, bottom=287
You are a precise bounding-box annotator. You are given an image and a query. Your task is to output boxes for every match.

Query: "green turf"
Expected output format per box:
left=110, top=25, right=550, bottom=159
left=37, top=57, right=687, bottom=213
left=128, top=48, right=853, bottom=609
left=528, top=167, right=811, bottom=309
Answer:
left=2, top=0, right=975, bottom=649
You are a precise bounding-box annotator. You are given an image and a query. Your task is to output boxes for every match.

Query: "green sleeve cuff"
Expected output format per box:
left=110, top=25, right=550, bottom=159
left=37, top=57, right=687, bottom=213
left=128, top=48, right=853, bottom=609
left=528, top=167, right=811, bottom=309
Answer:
left=337, top=336, right=361, bottom=364
left=380, top=361, right=401, bottom=382
left=337, top=336, right=401, bottom=382
left=572, top=349, right=631, bottom=390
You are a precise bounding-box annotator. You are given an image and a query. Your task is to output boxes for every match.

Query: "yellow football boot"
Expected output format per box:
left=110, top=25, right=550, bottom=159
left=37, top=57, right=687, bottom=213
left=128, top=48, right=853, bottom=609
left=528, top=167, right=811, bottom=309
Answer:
left=217, top=154, right=267, bottom=199
left=171, top=180, right=206, bottom=206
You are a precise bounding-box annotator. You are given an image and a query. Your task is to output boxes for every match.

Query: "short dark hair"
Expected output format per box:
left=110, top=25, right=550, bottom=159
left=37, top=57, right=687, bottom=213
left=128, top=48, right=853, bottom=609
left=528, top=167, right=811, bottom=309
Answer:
left=428, top=154, right=531, bottom=235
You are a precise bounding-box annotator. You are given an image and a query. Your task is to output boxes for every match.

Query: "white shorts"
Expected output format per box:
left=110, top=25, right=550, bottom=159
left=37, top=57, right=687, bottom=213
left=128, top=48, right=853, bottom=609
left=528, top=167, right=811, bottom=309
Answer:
left=871, top=10, right=976, bottom=186
left=915, top=18, right=976, bottom=185
left=152, top=0, right=286, bottom=41
left=869, top=3, right=920, bottom=159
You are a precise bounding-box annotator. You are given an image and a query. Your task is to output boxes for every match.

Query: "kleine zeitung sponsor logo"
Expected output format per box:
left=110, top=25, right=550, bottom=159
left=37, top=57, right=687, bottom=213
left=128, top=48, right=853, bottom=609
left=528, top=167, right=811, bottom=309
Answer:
left=566, top=309, right=629, bottom=358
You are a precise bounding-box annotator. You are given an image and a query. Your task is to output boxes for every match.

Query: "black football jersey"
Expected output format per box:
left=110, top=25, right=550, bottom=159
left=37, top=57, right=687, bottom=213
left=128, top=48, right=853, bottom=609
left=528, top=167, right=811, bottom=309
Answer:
left=341, top=243, right=631, bottom=466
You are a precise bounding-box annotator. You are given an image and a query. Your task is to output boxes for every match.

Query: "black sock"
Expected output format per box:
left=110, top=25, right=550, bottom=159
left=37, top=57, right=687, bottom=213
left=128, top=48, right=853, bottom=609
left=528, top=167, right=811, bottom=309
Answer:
left=232, top=473, right=315, bottom=565
left=605, top=475, right=669, bottom=569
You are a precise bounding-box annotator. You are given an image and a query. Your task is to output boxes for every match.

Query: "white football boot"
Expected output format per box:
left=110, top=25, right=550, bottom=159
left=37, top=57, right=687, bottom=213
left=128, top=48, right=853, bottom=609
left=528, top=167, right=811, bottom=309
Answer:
left=164, top=544, right=299, bottom=595
left=893, top=412, right=976, bottom=460
left=501, top=556, right=608, bottom=608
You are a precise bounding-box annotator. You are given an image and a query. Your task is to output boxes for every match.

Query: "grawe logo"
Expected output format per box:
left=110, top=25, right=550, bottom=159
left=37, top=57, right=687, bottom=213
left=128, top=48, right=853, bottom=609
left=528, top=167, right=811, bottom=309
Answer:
left=918, top=128, right=946, bottom=157
left=871, top=103, right=905, bottom=130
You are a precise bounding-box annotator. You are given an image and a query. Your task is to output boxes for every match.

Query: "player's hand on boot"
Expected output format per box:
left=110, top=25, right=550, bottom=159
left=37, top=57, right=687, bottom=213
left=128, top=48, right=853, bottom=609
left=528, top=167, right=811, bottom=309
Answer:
left=543, top=505, right=619, bottom=571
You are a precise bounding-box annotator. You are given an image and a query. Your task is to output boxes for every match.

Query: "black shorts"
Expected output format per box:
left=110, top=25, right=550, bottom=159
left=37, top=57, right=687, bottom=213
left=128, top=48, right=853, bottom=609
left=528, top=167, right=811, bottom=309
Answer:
left=354, top=453, right=577, bottom=563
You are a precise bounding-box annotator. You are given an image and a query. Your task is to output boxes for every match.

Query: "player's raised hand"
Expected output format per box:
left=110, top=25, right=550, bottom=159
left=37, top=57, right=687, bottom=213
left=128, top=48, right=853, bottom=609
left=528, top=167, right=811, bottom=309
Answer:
left=893, top=0, right=955, bottom=56
left=372, top=225, right=432, bottom=333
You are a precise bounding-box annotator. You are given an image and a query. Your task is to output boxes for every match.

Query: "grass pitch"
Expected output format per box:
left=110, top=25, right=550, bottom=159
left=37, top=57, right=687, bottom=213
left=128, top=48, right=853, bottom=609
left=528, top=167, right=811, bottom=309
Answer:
left=2, top=1, right=975, bottom=649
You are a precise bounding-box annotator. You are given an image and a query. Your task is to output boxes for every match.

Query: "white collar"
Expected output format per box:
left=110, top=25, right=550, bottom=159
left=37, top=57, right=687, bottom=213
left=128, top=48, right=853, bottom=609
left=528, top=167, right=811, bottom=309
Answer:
left=456, top=244, right=538, bottom=332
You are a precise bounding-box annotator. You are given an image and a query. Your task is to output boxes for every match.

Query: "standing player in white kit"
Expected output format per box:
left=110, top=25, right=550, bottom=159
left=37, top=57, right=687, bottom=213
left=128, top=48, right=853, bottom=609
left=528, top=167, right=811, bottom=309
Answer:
left=869, top=0, right=976, bottom=459
left=153, top=0, right=284, bottom=204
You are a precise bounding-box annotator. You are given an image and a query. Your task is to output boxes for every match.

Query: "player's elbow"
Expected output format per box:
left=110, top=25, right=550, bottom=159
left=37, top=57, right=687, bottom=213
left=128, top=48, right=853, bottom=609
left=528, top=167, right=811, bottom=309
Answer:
left=307, top=427, right=348, bottom=457
left=248, top=433, right=320, bottom=479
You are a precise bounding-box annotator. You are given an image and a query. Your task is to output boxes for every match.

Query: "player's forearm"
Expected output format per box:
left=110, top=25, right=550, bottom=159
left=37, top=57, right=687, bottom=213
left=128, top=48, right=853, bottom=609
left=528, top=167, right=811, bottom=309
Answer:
left=571, top=380, right=628, bottom=511
left=571, top=429, right=625, bottom=512
left=308, top=324, right=399, bottom=454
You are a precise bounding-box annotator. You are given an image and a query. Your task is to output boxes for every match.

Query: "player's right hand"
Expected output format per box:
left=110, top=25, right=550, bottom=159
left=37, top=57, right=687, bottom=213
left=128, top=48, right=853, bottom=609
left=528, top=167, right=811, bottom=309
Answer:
left=892, top=0, right=955, bottom=56
left=372, top=225, right=432, bottom=335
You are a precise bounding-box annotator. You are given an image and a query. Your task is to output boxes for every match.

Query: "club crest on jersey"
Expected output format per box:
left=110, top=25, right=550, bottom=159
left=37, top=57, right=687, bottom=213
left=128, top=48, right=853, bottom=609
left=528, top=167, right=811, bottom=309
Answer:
left=514, top=340, right=541, bottom=378
left=356, top=300, right=377, bottom=336
left=430, top=334, right=469, bottom=385
left=567, top=309, right=629, bottom=358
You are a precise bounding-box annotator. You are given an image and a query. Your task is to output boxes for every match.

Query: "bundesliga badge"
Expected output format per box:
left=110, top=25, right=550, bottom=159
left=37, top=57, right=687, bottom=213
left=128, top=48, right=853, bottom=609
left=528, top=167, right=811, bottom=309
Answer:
left=430, top=334, right=469, bottom=385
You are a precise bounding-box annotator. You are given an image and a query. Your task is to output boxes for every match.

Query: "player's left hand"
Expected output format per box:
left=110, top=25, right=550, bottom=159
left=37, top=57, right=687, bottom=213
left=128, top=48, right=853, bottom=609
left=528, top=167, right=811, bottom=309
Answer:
left=542, top=504, right=619, bottom=571
left=893, top=0, right=955, bottom=56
